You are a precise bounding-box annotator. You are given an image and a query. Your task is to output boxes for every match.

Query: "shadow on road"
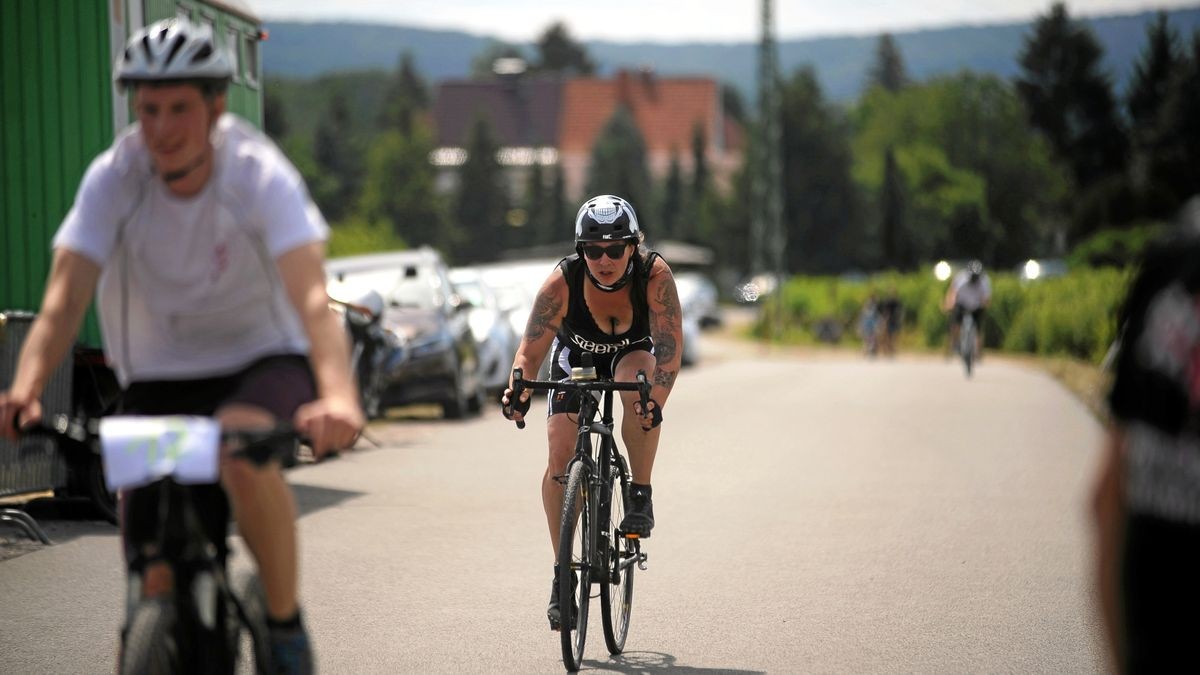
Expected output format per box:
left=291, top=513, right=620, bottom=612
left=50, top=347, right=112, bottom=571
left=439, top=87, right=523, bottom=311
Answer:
left=292, top=482, right=363, bottom=517
left=583, top=651, right=765, bottom=674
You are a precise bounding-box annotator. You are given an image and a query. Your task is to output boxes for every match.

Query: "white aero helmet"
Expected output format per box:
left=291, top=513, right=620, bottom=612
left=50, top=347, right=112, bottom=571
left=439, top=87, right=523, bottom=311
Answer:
left=115, top=17, right=233, bottom=91
left=574, top=194, right=642, bottom=243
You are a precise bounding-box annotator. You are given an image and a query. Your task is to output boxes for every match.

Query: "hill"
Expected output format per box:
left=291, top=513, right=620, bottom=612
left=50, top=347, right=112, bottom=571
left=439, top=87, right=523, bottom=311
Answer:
left=261, top=7, right=1200, bottom=101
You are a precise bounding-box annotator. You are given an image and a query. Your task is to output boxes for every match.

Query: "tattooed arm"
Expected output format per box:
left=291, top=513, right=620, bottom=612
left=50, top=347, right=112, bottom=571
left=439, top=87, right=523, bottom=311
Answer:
left=510, top=269, right=567, bottom=389
left=646, top=258, right=684, bottom=408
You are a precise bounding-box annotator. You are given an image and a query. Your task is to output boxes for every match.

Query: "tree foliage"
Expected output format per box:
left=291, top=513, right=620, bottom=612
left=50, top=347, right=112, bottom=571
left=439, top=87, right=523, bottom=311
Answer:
left=586, top=107, right=652, bottom=221
left=534, top=22, right=594, bottom=75
left=358, top=128, right=450, bottom=252
left=312, top=96, right=362, bottom=221
left=780, top=67, right=862, bottom=273
left=854, top=73, right=1068, bottom=267
left=1016, top=3, right=1128, bottom=235
left=868, top=33, right=909, bottom=93
left=377, top=52, right=429, bottom=135
left=455, top=116, right=509, bottom=263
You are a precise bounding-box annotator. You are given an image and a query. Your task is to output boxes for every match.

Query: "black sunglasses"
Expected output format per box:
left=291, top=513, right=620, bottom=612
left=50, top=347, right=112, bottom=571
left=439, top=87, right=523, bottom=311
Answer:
left=581, top=243, right=629, bottom=260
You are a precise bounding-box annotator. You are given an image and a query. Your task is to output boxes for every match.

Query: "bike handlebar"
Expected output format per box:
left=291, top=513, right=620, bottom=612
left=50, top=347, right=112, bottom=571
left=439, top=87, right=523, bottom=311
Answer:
left=508, top=367, right=651, bottom=430
left=15, top=415, right=305, bottom=466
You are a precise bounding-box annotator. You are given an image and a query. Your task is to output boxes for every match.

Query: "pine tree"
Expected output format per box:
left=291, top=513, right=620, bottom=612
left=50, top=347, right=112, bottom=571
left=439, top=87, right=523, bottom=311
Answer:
left=868, top=33, right=908, bottom=93
left=586, top=107, right=652, bottom=222
left=377, top=52, right=429, bottom=136
left=659, top=151, right=684, bottom=241
left=535, top=22, right=594, bottom=75
left=455, top=116, right=509, bottom=262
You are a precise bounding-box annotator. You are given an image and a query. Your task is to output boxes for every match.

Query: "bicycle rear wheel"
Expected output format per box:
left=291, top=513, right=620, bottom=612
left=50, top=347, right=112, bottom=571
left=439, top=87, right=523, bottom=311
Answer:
left=120, top=598, right=177, bottom=675
left=600, top=454, right=636, bottom=654
left=558, top=460, right=593, bottom=671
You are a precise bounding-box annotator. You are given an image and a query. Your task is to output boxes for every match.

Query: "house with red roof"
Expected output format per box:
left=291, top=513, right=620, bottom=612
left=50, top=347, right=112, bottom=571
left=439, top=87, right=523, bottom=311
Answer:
left=431, top=66, right=743, bottom=203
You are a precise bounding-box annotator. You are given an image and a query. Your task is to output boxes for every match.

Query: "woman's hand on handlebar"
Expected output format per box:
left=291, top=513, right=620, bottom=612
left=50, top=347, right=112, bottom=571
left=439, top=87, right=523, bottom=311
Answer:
left=501, top=387, right=532, bottom=428
left=633, top=397, right=663, bottom=432
left=0, top=391, right=42, bottom=442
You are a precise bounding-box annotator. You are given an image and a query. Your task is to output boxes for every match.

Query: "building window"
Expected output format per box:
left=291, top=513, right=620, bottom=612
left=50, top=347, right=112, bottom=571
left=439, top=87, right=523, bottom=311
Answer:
left=243, top=32, right=259, bottom=88
left=226, top=27, right=241, bottom=84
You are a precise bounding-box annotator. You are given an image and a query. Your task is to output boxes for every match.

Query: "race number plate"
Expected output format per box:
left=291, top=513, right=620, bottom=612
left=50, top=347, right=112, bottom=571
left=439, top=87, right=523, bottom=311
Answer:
left=99, top=416, right=222, bottom=491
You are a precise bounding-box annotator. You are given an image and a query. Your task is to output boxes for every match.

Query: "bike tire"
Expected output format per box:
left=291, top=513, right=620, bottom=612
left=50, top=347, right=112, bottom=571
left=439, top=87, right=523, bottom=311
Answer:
left=120, top=598, right=177, bottom=675
left=236, top=575, right=273, bottom=675
left=600, top=454, right=635, bottom=655
left=558, top=460, right=593, bottom=671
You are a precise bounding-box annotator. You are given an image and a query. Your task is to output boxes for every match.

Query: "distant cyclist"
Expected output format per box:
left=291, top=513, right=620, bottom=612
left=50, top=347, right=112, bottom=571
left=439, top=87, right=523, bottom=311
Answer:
left=943, top=260, right=991, bottom=360
left=500, top=195, right=684, bottom=630
left=0, top=18, right=363, bottom=673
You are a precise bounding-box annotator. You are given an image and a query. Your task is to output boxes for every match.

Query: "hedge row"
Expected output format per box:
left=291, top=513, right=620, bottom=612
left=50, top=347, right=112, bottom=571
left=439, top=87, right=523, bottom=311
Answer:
left=754, top=268, right=1132, bottom=363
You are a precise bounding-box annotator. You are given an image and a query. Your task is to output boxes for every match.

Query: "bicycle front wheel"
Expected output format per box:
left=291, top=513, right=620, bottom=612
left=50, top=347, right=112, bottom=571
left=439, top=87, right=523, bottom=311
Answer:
left=600, top=454, right=635, bottom=654
left=558, top=460, right=593, bottom=671
left=120, top=598, right=178, bottom=675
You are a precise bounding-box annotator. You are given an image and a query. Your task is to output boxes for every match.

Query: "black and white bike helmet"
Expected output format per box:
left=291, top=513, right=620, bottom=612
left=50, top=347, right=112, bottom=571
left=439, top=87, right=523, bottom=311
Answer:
left=574, top=195, right=642, bottom=243
left=115, top=17, right=233, bottom=92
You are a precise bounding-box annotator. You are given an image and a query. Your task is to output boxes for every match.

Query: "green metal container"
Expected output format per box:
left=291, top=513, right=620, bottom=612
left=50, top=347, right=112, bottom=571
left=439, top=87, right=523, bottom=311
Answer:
left=0, top=0, right=264, bottom=348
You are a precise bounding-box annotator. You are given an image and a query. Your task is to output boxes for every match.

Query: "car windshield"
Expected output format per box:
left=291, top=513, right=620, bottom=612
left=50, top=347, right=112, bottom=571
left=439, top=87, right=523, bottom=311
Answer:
left=332, top=268, right=439, bottom=310
left=453, top=280, right=488, bottom=309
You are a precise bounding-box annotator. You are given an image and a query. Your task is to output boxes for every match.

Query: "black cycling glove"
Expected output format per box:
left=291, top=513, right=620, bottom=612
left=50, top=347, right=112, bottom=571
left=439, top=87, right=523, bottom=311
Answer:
left=502, top=391, right=531, bottom=420
left=640, top=398, right=663, bottom=429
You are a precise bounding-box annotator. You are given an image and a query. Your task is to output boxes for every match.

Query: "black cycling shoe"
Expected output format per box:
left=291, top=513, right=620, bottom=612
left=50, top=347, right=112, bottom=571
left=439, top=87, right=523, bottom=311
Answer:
left=547, top=567, right=578, bottom=631
left=619, top=484, right=655, bottom=537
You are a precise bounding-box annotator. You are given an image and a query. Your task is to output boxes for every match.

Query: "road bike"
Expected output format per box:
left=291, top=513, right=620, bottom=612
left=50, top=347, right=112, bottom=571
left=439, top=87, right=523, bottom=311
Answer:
left=509, top=360, right=651, bottom=672
left=25, top=415, right=302, bottom=674
left=960, top=313, right=978, bottom=377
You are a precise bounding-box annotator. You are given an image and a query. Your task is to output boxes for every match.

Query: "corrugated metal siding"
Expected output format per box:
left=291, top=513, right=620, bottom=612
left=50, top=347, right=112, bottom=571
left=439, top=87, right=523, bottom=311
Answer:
left=1, top=1, right=112, bottom=346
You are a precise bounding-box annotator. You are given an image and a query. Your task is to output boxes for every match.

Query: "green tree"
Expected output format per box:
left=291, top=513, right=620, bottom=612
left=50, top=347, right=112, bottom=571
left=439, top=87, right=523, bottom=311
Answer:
left=534, top=22, right=594, bottom=75
left=549, top=163, right=570, bottom=242
left=263, top=85, right=288, bottom=141
left=377, top=52, right=429, bottom=136
left=880, top=146, right=906, bottom=268
left=853, top=75, right=1067, bottom=267
left=1126, top=13, right=1186, bottom=217
left=586, top=107, right=652, bottom=221
left=523, top=162, right=555, bottom=246
left=358, top=128, right=450, bottom=253
left=1015, top=3, right=1128, bottom=234
left=455, top=116, right=510, bottom=263
left=868, top=33, right=909, bottom=93
left=313, top=96, right=362, bottom=221
left=779, top=67, right=862, bottom=273
left=658, top=150, right=684, bottom=241
left=1149, top=31, right=1200, bottom=209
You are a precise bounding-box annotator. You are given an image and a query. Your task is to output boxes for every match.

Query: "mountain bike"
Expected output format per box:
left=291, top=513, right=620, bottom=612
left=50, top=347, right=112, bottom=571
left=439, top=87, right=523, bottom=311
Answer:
left=509, top=361, right=651, bottom=672
left=24, top=415, right=302, bottom=674
left=960, top=313, right=978, bottom=378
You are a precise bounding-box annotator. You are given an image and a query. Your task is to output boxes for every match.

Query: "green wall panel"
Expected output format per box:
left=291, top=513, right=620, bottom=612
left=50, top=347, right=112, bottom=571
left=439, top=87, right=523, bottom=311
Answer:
left=1, top=1, right=112, bottom=347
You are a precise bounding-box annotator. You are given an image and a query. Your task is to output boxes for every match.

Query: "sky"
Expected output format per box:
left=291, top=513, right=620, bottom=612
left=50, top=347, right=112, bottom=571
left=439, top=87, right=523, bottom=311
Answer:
left=249, top=0, right=1197, bottom=43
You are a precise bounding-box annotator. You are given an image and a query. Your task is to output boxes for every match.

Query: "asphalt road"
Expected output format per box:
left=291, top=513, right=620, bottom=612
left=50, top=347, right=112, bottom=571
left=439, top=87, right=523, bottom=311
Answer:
left=0, top=337, right=1110, bottom=673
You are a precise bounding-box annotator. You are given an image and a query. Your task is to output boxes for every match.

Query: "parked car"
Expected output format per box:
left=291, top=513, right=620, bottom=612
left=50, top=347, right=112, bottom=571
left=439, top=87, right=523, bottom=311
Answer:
left=675, top=271, right=721, bottom=329
left=325, top=248, right=484, bottom=419
left=449, top=267, right=519, bottom=396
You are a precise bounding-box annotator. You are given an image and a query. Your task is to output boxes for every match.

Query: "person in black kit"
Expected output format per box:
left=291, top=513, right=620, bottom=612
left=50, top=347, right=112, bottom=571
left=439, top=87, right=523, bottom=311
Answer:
left=1093, top=202, right=1200, bottom=672
left=501, top=194, right=684, bottom=630
left=877, top=288, right=903, bottom=357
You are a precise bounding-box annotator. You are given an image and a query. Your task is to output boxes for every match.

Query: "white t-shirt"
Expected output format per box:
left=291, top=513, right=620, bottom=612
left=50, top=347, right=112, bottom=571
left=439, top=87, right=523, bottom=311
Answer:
left=951, top=270, right=992, bottom=311
left=53, top=114, right=329, bottom=386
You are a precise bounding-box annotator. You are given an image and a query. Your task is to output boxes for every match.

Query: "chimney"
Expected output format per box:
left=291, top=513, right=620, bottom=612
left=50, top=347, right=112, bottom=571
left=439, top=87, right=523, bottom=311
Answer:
left=615, top=69, right=633, bottom=107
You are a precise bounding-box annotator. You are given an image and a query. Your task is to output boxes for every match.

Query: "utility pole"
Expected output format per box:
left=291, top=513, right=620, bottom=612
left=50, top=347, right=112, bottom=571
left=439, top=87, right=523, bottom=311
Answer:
left=752, top=0, right=785, bottom=340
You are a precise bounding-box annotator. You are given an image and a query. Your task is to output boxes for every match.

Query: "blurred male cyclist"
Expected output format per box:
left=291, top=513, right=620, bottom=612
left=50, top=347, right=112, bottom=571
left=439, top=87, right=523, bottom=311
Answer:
left=943, top=260, right=992, bottom=360
left=501, top=195, right=684, bottom=630
left=0, top=18, right=362, bottom=673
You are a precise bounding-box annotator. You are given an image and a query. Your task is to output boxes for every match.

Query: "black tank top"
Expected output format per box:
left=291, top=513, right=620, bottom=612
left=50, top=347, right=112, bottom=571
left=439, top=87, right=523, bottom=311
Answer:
left=554, top=251, right=660, bottom=357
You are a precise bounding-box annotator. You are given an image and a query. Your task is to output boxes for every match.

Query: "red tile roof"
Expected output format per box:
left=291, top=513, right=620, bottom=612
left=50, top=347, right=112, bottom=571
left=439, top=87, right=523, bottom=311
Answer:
left=558, top=71, right=721, bottom=154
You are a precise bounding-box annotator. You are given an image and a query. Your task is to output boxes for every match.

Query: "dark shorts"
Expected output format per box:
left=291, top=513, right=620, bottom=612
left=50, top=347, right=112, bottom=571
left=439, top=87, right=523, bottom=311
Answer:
left=1120, top=512, right=1200, bottom=672
left=546, top=338, right=653, bottom=416
left=952, top=305, right=985, bottom=328
left=119, top=354, right=316, bottom=419
left=117, top=354, right=315, bottom=563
